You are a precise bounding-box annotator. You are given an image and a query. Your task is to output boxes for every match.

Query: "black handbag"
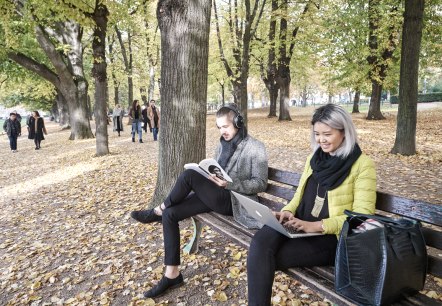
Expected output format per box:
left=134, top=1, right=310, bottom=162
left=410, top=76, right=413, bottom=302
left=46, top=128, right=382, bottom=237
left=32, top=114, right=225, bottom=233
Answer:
left=335, top=210, right=427, bottom=305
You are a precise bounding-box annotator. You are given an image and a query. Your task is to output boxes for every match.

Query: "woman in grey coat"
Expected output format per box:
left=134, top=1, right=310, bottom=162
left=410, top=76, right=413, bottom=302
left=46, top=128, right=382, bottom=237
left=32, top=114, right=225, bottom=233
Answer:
left=131, top=103, right=268, bottom=298
left=112, top=104, right=124, bottom=136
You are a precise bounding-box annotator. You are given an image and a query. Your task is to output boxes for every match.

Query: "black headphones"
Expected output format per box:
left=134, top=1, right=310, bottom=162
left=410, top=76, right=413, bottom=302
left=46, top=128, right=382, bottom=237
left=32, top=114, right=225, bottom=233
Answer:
left=219, top=103, right=244, bottom=129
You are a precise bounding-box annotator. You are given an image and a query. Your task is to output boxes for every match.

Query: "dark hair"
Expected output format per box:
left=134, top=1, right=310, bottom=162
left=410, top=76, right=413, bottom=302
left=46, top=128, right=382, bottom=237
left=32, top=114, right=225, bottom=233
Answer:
left=150, top=99, right=155, bottom=103
left=216, top=103, right=240, bottom=119
left=33, top=111, right=40, bottom=117
left=132, top=100, right=140, bottom=111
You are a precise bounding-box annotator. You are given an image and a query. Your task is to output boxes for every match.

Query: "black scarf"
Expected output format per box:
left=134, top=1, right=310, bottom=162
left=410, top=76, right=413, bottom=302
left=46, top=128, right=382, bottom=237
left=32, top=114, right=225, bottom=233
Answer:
left=218, top=128, right=245, bottom=169
left=310, top=143, right=362, bottom=190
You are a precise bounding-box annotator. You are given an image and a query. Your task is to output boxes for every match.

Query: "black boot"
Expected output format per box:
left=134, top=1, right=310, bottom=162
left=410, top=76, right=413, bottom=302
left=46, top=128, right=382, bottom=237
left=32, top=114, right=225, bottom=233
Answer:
left=132, top=137, right=135, bottom=142
left=139, top=139, right=143, bottom=143
left=130, top=209, right=162, bottom=223
left=144, top=274, right=184, bottom=298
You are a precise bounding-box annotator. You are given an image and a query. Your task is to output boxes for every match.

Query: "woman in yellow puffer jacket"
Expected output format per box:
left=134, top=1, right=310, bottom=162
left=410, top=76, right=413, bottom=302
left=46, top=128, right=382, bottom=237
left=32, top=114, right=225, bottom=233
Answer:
left=247, top=104, right=377, bottom=306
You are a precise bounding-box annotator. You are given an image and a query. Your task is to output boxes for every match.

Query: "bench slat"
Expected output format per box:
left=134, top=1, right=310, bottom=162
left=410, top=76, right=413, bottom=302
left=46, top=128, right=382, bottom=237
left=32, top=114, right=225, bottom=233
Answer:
left=428, top=255, right=442, bottom=279
left=422, top=227, right=442, bottom=250
left=257, top=196, right=286, bottom=211
left=265, top=183, right=295, bottom=201
left=375, top=193, right=442, bottom=227
left=268, top=167, right=301, bottom=187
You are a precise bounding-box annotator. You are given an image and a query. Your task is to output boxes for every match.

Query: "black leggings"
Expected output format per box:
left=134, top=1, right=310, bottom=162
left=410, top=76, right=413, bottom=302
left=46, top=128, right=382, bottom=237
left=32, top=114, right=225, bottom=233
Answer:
left=34, top=135, right=43, bottom=148
left=247, top=225, right=338, bottom=306
left=162, top=169, right=233, bottom=265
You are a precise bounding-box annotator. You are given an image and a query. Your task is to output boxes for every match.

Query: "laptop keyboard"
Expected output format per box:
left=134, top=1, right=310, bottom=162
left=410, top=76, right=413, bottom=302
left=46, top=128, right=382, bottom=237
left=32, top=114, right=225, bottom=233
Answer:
left=283, top=224, right=300, bottom=234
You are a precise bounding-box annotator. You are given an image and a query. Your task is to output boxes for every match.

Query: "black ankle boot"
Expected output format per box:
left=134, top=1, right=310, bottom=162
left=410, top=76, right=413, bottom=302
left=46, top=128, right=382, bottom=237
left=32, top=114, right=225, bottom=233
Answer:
left=132, top=137, right=135, bottom=142
left=144, top=273, right=184, bottom=298
left=139, top=139, right=143, bottom=143
left=130, top=209, right=162, bottom=223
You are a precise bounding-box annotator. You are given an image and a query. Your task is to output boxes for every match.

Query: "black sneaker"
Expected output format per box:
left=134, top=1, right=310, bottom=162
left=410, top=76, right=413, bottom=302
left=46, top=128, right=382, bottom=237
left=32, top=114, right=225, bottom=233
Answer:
left=130, top=209, right=162, bottom=223
left=144, top=273, right=184, bottom=298
left=132, top=137, right=135, bottom=142
left=139, top=139, right=143, bottom=143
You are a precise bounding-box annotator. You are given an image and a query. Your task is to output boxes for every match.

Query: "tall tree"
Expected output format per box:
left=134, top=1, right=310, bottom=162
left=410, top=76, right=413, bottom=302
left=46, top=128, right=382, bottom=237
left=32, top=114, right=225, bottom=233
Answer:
left=213, top=0, right=266, bottom=123
left=91, top=1, right=110, bottom=156
left=259, top=0, right=279, bottom=118
left=2, top=2, right=94, bottom=139
left=391, top=0, right=425, bottom=155
left=151, top=0, right=212, bottom=207
left=366, top=0, right=401, bottom=120
left=275, top=0, right=313, bottom=121
left=115, top=25, right=134, bottom=108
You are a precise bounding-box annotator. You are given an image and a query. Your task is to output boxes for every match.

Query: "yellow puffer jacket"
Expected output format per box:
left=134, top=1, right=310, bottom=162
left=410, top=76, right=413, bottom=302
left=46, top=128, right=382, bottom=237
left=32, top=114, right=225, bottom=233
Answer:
left=282, top=153, right=377, bottom=237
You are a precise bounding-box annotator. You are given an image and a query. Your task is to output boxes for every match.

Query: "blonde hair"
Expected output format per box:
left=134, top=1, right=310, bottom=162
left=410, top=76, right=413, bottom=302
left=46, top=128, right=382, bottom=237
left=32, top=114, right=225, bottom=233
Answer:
left=310, top=104, right=358, bottom=158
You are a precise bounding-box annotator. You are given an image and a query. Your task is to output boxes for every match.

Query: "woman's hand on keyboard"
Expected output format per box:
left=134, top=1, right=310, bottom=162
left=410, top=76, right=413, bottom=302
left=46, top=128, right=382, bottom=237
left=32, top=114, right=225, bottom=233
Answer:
left=273, top=211, right=294, bottom=223
left=284, top=218, right=323, bottom=233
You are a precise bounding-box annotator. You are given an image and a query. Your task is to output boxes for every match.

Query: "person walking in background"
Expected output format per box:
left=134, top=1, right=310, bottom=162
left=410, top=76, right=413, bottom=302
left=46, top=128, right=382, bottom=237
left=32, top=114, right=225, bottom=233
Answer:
left=129, top=100, right=143, bottom=143
left=112, top=104, right=124, bottom=136
left=28, top=111, right=47, bottom=150
left=12, top=110, right=22, bottom=123
left=142, top=103, right=152, bottom=133
left=148, top=100, right=160, bottom=141
left=3, top=112, right=21, bottom=152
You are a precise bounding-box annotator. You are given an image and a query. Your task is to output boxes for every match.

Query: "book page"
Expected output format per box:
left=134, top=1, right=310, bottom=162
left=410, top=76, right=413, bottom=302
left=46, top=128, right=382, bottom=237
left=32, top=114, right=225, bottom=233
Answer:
left=183, top=163, right=211, bottom=179
left=198, top=158, right=232, bottom=182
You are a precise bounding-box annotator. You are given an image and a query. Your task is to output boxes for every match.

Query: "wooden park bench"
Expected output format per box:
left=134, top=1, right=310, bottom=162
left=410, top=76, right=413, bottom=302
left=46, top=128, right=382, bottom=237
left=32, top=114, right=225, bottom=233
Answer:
left=183, top=167, right=442, bottom=305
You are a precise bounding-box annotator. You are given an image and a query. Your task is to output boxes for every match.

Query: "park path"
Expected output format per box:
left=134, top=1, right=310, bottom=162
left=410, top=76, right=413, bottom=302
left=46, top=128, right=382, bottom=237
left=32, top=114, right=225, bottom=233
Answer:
left=0, top=106, right=441, bottom=305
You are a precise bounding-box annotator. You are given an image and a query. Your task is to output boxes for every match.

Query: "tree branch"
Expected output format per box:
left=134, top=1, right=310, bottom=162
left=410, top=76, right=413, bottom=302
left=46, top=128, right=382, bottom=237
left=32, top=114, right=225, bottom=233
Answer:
left=7, top=51, right=60, bottom=87
left=214, top=0, right=235, bottom=78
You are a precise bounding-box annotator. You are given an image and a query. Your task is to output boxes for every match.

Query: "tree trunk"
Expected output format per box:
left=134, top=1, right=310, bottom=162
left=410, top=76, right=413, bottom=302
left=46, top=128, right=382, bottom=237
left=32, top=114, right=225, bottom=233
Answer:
left=140, top=87, right=148, bottom=105
left=366, top=0, right=399, bottom=120
left=391, top=0, right=424, bottom=156
left=301, top=86, right=307, bottom=107
left=91, top=3, right=110, bottom=156
left=148, top=65, right=156, bottom=101
left=352, top=90, right=360, bottom=113
left=268, top=87, right=278, bottom=117
left=264, top=0, right=278, bottom=118
left=56, top=90, right=70, bottom=128
left=152, top=0, right=211, bottom=207
left=34, top=25, right=93, bottom=140
left=367, top=82, right=385, bottom=120
left=278, top=76, right=292, bottom=121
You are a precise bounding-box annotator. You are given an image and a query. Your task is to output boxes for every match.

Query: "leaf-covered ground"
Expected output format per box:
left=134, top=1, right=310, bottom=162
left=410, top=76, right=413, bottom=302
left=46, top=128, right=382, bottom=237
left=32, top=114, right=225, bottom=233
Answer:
left=1, top=104, right=441, bottom=305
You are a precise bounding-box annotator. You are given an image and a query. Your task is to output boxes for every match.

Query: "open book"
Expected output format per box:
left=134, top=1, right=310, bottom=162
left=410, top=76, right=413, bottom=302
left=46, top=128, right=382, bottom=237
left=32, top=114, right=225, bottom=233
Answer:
left=184, top=158, right=232, bottom=182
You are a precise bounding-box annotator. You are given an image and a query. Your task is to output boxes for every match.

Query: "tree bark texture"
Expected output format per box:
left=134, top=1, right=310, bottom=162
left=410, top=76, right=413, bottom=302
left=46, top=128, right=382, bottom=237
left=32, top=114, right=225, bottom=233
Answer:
left=116, top=26, right=134, bottom=108
left=352, top=90, right=360, bottom=113
left=391, top=0, right=424, bottom=156
left=366, top=0, right=400, bottom=120
left=213, top=0, right=266, bottom=125
left=152, top=0, right=211, bottom=208
left=262, top=0, right=278, bottom=118
left=91, top=3, right=110, bottom=156
left=35, top=24, right=93, bottom=139
left=275, top=0, right=311, bottom=120
left=56, top=90, right=70, bottom=127
left=108, top=35, right=120, bottom=106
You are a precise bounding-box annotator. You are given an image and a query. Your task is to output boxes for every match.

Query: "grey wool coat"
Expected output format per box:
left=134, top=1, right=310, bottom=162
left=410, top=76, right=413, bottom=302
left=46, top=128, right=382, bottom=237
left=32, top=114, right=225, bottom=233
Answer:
left=215, top=135, right=268, bottom=229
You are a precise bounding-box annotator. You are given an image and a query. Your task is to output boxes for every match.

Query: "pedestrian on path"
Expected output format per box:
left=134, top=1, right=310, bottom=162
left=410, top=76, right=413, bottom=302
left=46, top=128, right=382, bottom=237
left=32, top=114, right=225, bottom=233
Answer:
left=112, top=104, right=124, bottom=136
left=148, top=100, right=160, bottom=141
left=3, top=112, right=21, bottom=152
left=129, top=100, right=143, bottom=143
left=28, top=111, right=47, bottom=150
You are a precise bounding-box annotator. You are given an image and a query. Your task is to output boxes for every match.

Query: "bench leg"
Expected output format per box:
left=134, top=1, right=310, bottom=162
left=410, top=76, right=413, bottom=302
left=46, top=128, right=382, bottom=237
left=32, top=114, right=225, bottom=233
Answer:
left=183, top=217, right=203, bottom=254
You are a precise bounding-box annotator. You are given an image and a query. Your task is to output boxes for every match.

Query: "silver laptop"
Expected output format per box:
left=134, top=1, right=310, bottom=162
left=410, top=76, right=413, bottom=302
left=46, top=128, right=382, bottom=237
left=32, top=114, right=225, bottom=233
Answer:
left=232, top=191, right=324, bottom=238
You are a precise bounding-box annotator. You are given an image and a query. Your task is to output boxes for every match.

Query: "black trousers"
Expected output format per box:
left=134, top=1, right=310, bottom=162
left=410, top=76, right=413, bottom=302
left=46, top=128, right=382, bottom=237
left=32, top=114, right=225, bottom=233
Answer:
left=247, top=226, right=338, bottom=306
left=8, top=134, right=18, bottom=150
left=162, top=169, right=233, bottom=265
left=34, top=135, right=43, bottom=148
